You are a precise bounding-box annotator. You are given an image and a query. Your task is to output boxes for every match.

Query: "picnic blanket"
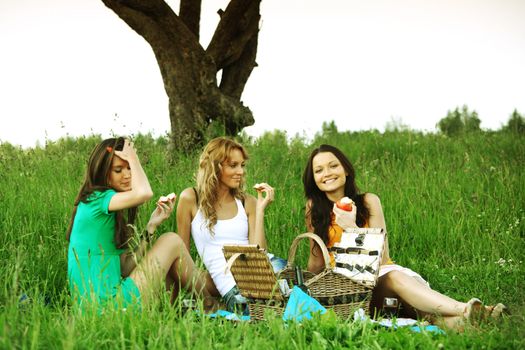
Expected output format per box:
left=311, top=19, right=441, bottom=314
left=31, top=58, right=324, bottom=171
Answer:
left=206, top=288, right=444, bottom=334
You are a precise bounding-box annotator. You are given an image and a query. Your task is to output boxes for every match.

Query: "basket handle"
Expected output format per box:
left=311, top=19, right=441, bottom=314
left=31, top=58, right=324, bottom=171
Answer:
left=224, top=252, right=245, bottom=274
left=286, top=232, right=331, bottom=270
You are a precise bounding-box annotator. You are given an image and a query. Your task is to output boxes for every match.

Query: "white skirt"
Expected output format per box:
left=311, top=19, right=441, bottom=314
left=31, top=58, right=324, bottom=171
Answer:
left=378, top=264, right=430, bottom=287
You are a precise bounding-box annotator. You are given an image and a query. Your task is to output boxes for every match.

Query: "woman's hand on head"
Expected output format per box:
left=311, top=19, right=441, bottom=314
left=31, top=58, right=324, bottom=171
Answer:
left=147, top=195, right=176, bottom=231
left=254, top=182, right=274, bottom=211
left=114, top=139, right=138, bottom=162
left=333, top=203, right=358, bottom=230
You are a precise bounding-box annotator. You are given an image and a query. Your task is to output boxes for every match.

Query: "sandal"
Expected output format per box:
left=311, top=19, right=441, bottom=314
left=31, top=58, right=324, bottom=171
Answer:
left=486, top=303, right=508, bottom=319
left=464, top=297, right=484, bottom=324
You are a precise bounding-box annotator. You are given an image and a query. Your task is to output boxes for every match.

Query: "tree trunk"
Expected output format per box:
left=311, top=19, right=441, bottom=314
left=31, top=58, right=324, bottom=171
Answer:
left=101, top=0, right=259, bottom=150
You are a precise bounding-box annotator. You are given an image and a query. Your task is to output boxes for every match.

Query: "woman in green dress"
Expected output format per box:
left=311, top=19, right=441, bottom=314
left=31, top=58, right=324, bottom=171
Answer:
left=66, top=137, right=213, bottom=308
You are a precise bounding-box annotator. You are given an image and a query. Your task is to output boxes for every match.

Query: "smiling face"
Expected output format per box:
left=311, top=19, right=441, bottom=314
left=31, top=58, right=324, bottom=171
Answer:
left=312, top=151, right=348, bottom=195
left=108, top=155, right=132, bottom=192
left=219, top=148, right=246, bottom=190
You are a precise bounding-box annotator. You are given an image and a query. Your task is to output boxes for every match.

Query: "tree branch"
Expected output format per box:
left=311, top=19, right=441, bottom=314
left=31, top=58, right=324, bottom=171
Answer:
left=220, top=33, right=258, bottom=100
left=102, top=0, right=171, bottom=16
left=101, top=0, right=202, bottom=52
left=206, top=0, right=261, bottom=70
left=179, top=0, right=201, bottom=39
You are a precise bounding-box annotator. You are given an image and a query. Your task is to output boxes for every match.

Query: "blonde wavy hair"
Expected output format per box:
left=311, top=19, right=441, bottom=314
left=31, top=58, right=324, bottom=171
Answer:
left=196, top=137, right=248, bottom=234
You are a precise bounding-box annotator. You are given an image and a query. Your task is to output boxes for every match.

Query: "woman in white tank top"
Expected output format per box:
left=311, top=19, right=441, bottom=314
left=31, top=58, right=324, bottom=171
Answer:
left=176, top=137, right=285, bottom=313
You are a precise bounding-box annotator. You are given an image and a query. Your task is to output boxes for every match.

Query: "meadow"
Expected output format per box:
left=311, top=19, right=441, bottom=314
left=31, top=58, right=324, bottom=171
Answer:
left=0, top=129, right=523, bottom=349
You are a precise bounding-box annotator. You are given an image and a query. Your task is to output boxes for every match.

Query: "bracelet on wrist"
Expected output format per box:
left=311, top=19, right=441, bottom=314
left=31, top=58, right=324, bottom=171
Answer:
left=143, top=229, right=154, bottom=243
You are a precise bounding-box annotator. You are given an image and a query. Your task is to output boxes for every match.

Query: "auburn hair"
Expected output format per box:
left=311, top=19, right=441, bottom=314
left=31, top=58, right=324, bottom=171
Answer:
left=66, top=137, right=137, bottom=248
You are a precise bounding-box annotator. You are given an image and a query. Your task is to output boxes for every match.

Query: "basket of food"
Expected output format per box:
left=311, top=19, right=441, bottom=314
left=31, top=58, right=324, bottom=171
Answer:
left=278, top=232, right=377, bottom=320
left=223, top=230, right=383, bottom=321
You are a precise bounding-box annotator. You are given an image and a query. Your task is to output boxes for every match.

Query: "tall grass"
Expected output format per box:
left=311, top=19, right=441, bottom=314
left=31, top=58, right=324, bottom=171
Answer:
left=0, top=130, right=523, bottom=349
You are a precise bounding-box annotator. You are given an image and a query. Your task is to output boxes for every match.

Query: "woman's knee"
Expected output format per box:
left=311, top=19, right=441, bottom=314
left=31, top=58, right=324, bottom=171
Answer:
left=156, top=232, right=185, bottom=251
left=381, top=270, right=408, bottom=291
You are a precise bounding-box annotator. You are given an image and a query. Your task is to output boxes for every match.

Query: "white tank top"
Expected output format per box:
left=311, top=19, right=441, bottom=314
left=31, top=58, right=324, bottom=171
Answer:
left=191, top=198, right=249, bottom=296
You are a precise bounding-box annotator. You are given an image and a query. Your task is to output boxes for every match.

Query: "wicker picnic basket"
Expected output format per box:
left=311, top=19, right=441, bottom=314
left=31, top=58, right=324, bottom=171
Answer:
left=224, top=232, right=375, bottom=321
left=279, top=232, right=373, bottom=320
left=222, top=244, right=286, bottom=320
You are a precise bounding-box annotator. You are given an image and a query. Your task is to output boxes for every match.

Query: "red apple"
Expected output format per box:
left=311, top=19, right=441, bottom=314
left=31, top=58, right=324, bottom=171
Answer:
left=336, top=197, right=353, bottom=211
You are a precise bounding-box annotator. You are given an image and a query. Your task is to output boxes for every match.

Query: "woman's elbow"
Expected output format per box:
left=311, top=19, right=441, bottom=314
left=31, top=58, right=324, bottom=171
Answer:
left=121, top=268, right=131, bottom=278
left=137, top=188, right=154, bottom=202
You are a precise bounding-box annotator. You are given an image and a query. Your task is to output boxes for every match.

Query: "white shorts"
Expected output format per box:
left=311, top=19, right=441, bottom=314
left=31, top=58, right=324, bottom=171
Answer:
left=378, top=264, right=430, bottom=287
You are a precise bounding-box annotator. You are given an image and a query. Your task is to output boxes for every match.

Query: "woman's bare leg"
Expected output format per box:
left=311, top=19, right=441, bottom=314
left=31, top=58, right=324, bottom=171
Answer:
left=204, top=272, right=220, bottom=297
left=373, top=270, right=466, bottom=317
left=129, top=232, right=211, bottom=304
left=167, top=269, right=220, bottom=303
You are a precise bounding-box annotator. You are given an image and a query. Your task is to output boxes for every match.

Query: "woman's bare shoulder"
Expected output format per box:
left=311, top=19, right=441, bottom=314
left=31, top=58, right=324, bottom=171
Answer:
left=363, top=192, right=381, bottom=205
left=178, top=187, right=197, bottom=205
left=243, top=193, right=257, bottom=206
left=363, top=192, right=381, bottom=203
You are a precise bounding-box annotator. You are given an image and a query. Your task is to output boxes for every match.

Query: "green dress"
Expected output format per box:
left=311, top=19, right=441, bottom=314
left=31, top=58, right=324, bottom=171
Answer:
left=67, top=190, right=140, bottom=307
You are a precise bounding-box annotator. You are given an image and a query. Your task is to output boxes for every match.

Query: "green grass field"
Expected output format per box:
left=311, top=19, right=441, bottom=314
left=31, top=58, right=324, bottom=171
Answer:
left=0, top=130, right=523, bottom=349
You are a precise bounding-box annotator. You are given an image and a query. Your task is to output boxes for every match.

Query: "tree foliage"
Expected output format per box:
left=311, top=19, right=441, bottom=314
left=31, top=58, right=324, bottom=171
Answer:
left=502, top=109, right=525, bottom=134
left=385, top=116, right=410, bottom=132
left=437, top=105, right=481, bottom=136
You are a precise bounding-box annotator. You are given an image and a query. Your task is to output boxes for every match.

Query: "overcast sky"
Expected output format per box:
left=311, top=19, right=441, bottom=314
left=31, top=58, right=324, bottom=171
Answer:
left=1, top=0, right=524, bottom=148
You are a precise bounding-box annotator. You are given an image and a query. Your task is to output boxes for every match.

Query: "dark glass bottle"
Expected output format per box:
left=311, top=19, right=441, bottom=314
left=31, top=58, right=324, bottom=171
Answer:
left=295, top=266, right=311, bottom=295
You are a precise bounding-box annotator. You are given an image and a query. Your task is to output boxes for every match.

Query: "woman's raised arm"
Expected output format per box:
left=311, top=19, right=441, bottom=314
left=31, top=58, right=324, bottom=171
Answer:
left=176, top=188, right=197, bottom=252
left=246, top=182, right=275, bottom=249
left=109, top=140, right=153, bottom=211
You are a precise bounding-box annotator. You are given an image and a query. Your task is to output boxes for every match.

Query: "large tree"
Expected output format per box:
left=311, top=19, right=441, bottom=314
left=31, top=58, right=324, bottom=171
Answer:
left=102, top=0, right=260, bottom=150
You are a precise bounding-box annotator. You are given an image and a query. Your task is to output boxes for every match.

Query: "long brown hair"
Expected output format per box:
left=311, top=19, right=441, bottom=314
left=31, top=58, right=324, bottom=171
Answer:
left=196, top=137, right=248, bottom=234
left=302, top=144, right=370, bottom=244
left=66, top=137, right=137, bottom=248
